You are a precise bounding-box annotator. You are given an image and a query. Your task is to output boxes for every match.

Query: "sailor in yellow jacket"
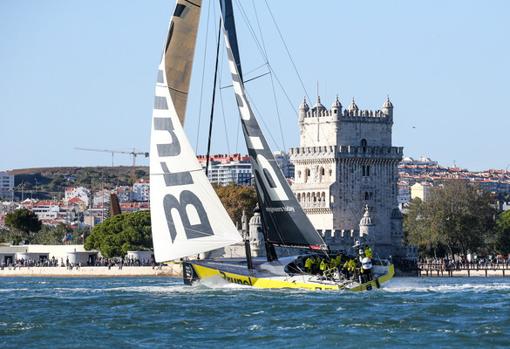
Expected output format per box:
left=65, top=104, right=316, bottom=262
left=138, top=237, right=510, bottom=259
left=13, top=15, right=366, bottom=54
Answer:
left=365, top=246, right=373, bottom=259
left=304, top=257, right=313, bottom=273
left=319, top=259, right=327, bottom=276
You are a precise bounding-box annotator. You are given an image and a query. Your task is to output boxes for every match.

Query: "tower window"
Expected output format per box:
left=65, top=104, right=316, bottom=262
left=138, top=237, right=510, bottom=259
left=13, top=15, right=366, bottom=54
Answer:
left=361, top=139, right=367, bottom=153
left=362, top=165, right=370, bottom=177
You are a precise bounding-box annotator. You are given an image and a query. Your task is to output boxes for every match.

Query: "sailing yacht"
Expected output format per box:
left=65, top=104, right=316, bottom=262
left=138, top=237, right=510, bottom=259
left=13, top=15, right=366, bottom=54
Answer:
left=150, top=0, right=394, bottom=291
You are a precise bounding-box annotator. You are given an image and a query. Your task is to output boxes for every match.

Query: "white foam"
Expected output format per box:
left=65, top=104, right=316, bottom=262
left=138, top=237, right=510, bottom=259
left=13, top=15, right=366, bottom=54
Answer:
left=383, top=279, right=510, bottom=293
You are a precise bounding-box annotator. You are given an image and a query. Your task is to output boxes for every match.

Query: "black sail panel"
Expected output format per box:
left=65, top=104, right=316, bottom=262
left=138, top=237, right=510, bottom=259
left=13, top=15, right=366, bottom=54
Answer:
left=164, top=0, right=202, bottom=125
left=219, top=0, right=327, bottom=250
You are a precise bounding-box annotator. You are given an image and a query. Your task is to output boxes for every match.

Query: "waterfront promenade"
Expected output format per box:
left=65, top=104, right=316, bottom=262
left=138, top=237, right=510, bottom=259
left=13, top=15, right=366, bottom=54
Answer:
left=0, top=264, right=182, bottom=277
left=418, top=262, right=510, bottom=277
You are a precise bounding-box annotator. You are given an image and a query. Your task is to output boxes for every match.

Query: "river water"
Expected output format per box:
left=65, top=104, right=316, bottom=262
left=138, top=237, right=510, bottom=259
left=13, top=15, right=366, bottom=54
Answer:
left=1, top=276, right=509, bottom=348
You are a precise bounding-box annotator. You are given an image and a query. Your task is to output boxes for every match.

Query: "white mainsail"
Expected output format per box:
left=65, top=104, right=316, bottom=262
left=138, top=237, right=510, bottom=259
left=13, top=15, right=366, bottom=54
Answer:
left=150, top=9, right=242, bottom=263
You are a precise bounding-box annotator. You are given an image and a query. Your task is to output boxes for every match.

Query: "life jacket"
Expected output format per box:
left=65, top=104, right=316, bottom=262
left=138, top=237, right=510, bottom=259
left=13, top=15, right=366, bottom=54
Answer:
left=335, top=255, right=342, bottom=266
left=365, top=247, right=373, bottom=259
left=320, top=260, right=327, bottom=270
left=304, top=258, right=313, bottom=269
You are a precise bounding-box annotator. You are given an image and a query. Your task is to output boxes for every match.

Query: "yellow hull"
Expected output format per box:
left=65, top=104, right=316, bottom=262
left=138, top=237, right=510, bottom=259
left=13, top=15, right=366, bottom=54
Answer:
left=191, top=263, right=394, bottom=291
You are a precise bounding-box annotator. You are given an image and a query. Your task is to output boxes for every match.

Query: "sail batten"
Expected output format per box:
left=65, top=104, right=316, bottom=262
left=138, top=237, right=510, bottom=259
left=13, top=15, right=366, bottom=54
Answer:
left=150, top=1, right=242, bottom=262
left=220, top=0, right=327, bottom=250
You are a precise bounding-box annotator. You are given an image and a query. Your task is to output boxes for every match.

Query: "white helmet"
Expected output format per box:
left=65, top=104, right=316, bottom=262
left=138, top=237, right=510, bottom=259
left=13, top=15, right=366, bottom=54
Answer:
left=361, top=257, right=372, bottom=270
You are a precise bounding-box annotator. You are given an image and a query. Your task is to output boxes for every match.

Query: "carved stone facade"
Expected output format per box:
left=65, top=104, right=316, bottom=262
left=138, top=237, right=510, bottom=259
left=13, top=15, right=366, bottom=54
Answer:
left=290, top=96, right=405, bottom=257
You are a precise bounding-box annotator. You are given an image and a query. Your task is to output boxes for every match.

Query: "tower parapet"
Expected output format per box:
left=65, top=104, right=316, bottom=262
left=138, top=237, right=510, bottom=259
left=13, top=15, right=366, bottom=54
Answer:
left=300, top=96, right=392, bottom=123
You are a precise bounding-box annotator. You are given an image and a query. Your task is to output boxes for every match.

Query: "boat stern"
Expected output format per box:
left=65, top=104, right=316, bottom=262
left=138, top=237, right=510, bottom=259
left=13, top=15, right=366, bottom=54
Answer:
left=182, top=261, right=200, bottom=285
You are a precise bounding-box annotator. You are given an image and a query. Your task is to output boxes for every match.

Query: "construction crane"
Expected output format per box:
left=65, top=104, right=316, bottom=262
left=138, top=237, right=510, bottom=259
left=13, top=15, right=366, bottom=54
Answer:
left=75, top=147, right=149, bottom=183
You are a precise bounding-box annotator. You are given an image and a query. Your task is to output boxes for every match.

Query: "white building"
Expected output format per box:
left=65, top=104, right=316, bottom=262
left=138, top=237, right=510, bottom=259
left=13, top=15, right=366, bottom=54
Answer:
left=114, top=186, right=132, bottom=203
left=411, top=182, right=433, bottom=202
left=64, top=186, right=90, bottom=207
left=206, top=161, right=252, bottom=186
left=0, top=244, right=98, bottom=266
left=93, top=189, right=111, bottom=207
left=132, top=180, right=150, bottom=202
left=0, top=171, right=14, bottom=200
left=31, top=201, right=61, bottom=221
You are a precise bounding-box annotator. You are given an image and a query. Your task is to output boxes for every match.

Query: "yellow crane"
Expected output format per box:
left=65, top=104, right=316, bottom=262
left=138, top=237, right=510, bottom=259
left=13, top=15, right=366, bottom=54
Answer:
left=74, top=147, right=149, bottom=183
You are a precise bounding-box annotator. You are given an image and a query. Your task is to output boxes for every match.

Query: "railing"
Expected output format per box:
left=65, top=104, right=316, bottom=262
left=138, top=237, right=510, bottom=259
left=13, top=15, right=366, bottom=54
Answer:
left=418, top=262, right=510, bottom=277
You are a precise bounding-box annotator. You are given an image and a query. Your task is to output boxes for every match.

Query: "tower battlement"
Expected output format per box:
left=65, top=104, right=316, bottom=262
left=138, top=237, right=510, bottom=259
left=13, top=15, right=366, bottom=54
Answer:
left=299, top=96, right=393, bottom=124
left=290, top=145, right=403, bottom=159
left=303, top=107, right=390, bottom=121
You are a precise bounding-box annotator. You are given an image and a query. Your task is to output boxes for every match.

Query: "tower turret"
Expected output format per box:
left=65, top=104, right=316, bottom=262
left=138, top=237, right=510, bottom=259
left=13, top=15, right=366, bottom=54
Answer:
left=248, top=205, right=265, bottom=257
left=331, top=95, right=342, bottom=116
left=348, top=97, right=359, bottom=112
left=311, top=96, right=326, bottom=115
left=359, top=204, right=375, bottom=238
left=298, top=97, right=309, bottom=123
left=381, top=96, right=393, bottom=117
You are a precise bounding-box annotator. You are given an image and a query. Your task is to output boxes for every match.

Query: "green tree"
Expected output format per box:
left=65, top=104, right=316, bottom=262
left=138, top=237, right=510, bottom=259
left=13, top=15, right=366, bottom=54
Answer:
left=31, top=224, right=70, bottom=245
left=4, top=208, right=42, bottom=244
left=494, top=210, right=510, bottom=254
left=404, top=181, right=496, bottom=257
left=214, top=184, right=258, bottom=227
left=84, top=211, right=152, bottom=257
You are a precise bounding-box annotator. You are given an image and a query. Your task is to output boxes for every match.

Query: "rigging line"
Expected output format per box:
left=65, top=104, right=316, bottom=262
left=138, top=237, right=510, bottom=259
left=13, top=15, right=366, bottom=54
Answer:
left=210, top=1, right=230, bottom=154
left=251, top=0, right=285, bottom=152
left=263, top=0, right=310, bottom=102
left=220, top=71, right=270, bottom=89
left=252, top=0, right=285, bottom=152
left=195, top=0, right=212, bottom=153
left=217, top=27, right=231, bottom=154
left=234, top=0, right=268, bottom=62
left=252, top=0, right=268, bottom=57
left=245, top=62, right=268, bottom=76
left=268, top=72, right=286, bottom=151
left=205, top=18, right=223, bottom=177
left=244, top=89, right=282, bottom=152
left=234, top=0, right=285, bottom=151
left=265, top=63, right=297, bottom=113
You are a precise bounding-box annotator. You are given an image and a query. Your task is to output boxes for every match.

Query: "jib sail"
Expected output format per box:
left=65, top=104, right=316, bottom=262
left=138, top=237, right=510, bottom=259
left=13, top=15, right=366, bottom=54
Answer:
left=150, top=0, right=242, bottom=262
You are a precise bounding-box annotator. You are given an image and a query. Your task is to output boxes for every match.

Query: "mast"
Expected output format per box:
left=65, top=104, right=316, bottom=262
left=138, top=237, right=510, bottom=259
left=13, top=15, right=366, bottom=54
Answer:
left=219, top=0, right=327, bottom=254
left=205, top=19, right=223, bottom=177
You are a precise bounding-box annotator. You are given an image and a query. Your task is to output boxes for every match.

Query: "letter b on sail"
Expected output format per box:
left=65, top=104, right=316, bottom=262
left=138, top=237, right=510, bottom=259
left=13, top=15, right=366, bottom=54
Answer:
left=163, top=190, right=214, bottom=242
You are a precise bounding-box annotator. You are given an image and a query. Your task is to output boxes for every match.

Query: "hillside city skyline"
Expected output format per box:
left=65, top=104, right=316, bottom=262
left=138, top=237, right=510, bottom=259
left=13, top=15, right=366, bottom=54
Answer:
left=1, top=1, right=509, bottom=171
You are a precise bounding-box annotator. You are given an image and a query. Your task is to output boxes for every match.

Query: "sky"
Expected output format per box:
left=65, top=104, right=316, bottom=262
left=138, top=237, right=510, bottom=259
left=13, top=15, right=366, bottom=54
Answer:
left=1, top=0, right=509, bottom=171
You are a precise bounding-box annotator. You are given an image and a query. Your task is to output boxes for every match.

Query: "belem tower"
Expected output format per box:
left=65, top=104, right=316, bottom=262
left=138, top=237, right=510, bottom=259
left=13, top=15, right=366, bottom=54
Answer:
left=289, top=95, right=405, bottom=258
left=218, top=95, right=408, bottom=260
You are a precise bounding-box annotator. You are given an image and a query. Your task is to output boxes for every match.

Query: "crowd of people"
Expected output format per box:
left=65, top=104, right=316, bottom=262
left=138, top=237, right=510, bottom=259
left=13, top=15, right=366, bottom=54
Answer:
left=0, top=255, right=159, bottom=270
left=419, top=254, right=510, bottom=271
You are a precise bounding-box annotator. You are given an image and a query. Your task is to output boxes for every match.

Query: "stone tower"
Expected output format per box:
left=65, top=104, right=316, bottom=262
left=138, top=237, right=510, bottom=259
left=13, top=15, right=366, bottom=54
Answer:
left=290, top=95, right=404, bottom=257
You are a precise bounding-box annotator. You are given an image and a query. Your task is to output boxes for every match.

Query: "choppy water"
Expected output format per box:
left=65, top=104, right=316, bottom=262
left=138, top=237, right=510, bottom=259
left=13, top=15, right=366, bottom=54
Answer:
left=1, top=276, right=509, bottom=348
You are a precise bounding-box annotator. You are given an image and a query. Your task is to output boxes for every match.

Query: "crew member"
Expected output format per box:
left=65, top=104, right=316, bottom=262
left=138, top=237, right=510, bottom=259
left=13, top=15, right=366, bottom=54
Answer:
left=365, top=246, right=373, bottom=259
left=360, top=256, right=373, bottom=282
left=304, top=256, right=313, bottom=273
left=319, top=258, right=327, bottom=276
left=343, top=259, right=356, bottom=279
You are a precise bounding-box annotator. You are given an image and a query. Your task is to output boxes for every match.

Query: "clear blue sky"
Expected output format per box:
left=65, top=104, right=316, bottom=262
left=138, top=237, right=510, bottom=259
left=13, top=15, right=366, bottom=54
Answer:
left=1, top=0, right=509, bottom=171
